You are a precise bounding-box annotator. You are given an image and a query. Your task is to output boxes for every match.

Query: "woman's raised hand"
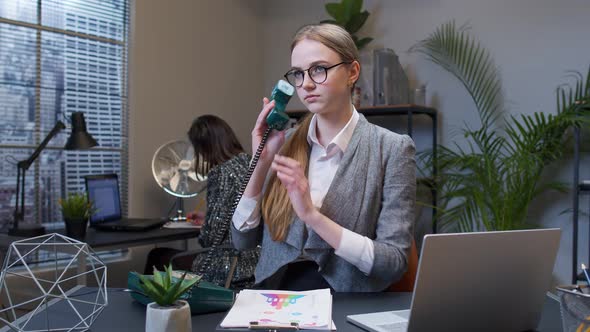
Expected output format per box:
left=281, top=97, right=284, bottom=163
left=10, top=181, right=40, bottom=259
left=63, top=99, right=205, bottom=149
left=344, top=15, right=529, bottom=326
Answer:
left=252, top=98, right=286, bottom=162
left=272, top=154, right=317, bottom=223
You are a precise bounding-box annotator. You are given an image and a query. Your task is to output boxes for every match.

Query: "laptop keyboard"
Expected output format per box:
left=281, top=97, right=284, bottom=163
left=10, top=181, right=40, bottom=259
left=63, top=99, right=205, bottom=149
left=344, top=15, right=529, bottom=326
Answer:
left=377, top=321, right=408, bottom=332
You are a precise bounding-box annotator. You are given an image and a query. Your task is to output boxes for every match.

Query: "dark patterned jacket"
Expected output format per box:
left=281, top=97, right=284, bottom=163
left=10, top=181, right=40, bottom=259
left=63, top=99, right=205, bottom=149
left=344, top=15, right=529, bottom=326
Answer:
left=191, top=153, right=259, bottom=289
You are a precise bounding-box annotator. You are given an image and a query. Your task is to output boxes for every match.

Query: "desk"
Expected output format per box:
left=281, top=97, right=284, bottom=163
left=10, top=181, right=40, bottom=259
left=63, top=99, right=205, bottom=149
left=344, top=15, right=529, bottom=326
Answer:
left=0, top=226, right=200, bottom=285
left=1, top=287, right=563, bottom=331
left=0, top=226, right=200, bottom=251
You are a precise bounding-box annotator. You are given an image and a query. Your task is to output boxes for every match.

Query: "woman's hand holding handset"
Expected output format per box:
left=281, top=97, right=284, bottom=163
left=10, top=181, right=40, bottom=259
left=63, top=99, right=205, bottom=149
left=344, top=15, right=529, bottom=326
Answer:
left=242, top=98, right=286, bottom=198
left=252, top=98, right=286, bottom=162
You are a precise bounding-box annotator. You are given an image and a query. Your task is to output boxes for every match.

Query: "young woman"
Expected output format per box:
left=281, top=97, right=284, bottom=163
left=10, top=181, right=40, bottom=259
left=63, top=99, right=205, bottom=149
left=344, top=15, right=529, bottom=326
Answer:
left=231, top=24, right=416, bottom=292
left=145, top=115, right=259, bottom=289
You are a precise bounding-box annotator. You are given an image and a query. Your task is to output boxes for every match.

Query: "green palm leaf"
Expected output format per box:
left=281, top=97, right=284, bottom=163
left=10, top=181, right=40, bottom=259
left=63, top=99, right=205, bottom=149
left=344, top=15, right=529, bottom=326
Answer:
left=410, top=21, right=503, bottom=131
left=412, top=21, right=590, bottom=232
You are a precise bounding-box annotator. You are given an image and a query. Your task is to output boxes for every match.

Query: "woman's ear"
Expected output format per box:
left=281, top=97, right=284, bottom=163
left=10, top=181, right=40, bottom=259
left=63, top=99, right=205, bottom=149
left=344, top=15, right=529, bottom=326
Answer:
left=349, top=60, right=361, bottom=85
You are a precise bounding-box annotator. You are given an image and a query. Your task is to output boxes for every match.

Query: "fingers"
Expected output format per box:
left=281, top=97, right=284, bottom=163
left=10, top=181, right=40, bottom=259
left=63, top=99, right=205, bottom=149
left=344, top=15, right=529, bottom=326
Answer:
left=273, top=155, right=301, bottom=169
left=276, top=169, right=308, bottom=194
left=272, top=155, right=303, bottom=177
left=273, top=155, right=307, bottom=192
left=254, top=98, right=275, bottom=130
left=275, top=171, right=295, bottom=187
left=271, top=160, right=296, bottom=177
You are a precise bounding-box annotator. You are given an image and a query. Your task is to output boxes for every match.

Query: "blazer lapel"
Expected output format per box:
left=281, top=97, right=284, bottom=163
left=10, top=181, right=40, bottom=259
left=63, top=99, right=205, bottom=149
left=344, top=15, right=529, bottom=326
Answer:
left=284, top=217, right=306, bottom=249
left=305, top=116, right=371, bottom=249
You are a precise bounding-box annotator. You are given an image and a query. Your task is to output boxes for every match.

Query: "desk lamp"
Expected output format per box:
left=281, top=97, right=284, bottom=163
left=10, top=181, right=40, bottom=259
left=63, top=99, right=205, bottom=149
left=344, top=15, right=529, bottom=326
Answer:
left=9, top=112, right=98, bottom=237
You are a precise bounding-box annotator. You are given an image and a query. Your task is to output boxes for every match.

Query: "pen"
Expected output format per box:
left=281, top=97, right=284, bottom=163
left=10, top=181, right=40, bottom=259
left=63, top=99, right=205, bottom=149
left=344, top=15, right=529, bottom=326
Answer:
left=582, top=264, right=590, bottom=286
left=249, top=321, right=299, bottom=330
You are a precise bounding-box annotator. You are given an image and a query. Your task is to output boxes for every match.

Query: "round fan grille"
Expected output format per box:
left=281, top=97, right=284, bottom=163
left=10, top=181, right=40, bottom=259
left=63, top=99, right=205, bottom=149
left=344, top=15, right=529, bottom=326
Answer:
left=151, top=140, right=206, bottom=198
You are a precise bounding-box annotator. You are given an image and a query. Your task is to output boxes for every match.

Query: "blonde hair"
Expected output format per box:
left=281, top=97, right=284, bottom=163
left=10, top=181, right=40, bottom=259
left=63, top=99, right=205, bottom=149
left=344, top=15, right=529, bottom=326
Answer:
left=291, top=23, right=359, bottom=65
left=261, top=23, right=359, bottom=242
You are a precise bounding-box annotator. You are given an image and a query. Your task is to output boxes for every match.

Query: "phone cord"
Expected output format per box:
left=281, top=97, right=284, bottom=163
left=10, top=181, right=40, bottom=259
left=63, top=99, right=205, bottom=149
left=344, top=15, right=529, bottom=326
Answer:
left=197, top=127, right=272, bottom=277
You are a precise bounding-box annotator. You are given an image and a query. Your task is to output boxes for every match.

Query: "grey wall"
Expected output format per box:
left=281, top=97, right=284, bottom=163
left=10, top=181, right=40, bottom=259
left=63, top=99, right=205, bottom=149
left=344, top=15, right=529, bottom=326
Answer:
left=129, top=0, right=264, bottom=218
left=261, top=0, right=590, bottom=286
left=117, top=0, right=264, bottom=285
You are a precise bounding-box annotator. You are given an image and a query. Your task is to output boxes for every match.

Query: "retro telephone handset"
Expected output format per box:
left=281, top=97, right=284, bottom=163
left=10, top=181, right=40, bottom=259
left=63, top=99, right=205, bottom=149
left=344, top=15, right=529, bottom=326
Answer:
left=196, top=80, right=294, bottom=279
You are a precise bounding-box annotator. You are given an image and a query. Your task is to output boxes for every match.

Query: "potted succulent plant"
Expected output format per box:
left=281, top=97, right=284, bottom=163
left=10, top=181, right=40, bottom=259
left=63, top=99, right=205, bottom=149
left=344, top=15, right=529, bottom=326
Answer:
left=58, top=193, right=94, bottom=240
left=136, top=264, right=200, bottom=332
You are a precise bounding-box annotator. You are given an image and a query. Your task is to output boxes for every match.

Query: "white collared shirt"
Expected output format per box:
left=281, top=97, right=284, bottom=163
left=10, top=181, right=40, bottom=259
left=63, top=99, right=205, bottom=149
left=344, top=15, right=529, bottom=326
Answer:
left=232, top=106, right=375, bottom=275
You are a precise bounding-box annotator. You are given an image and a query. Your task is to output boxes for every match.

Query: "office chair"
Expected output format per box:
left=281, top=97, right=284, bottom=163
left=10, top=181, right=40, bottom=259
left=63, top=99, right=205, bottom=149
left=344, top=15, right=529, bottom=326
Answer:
left=387, top=237, right=419, bottom=292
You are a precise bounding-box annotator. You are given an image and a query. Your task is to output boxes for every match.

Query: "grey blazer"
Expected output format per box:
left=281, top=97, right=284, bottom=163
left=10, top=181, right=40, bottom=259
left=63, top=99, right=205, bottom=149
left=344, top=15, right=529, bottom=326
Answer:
left=232, top=115, right=416, bottom=292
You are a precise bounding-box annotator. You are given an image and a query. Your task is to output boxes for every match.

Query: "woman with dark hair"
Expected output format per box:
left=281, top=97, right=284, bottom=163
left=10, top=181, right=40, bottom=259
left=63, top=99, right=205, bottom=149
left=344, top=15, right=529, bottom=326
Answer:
left=187, top=114, right=246, bottom=177
left=145, top=115, right=259, bottom=289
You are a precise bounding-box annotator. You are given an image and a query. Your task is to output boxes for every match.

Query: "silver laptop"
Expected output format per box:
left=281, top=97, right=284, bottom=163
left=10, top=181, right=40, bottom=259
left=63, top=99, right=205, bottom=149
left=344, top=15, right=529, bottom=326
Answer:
left=347, top=229, right=560, bottom=332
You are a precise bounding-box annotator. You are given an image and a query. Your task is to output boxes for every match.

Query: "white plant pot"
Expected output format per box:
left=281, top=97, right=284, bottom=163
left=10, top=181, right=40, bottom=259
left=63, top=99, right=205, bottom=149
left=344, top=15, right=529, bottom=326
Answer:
left=145, top=300, right=191, bottom=332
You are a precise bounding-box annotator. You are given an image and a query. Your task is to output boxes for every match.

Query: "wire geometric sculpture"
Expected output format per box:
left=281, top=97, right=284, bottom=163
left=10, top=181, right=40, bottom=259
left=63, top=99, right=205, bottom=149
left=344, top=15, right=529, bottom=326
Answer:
left=0, top=233, right=107, bottom=331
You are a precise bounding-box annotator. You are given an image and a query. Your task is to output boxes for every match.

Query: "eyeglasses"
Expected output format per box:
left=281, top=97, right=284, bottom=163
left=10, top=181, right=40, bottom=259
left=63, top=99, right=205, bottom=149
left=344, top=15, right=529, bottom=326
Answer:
left=284, top=61, right=352, bottom=87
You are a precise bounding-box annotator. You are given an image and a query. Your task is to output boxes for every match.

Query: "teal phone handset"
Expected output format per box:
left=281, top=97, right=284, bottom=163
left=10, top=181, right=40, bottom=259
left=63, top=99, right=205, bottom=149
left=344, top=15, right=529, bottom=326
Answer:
left=195, top=80, right=293, bottom=277
left=265, top=79, right=294, bottom=131
left=127, top=271, right=234, bottom=314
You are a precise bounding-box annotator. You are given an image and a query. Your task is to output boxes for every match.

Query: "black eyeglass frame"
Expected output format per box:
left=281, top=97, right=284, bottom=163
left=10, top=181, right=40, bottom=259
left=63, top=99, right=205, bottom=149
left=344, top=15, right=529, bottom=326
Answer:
left=284, top=61, right=353, bottom=87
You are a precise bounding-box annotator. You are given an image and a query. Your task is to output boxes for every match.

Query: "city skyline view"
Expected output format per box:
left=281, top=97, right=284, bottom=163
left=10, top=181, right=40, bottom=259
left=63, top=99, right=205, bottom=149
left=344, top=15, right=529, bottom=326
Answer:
left=0, top=0, right=128, bottom=228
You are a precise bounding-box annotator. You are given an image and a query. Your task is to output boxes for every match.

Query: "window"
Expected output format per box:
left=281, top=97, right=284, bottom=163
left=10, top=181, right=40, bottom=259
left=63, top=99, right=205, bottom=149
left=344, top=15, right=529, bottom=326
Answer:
left=0, top=0, right=129, bottom=229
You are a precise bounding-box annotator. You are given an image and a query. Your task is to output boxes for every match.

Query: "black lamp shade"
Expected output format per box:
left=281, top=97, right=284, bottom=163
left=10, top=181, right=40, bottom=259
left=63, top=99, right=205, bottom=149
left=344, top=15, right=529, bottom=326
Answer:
left=65, top=112, right=98, bottom=150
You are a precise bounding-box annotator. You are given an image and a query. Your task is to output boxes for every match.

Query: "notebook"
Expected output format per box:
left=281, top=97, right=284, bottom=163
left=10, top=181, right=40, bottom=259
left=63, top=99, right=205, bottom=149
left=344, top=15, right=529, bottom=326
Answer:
left=219, top=288, right=335, bottom=330
left=347, top=228, right=561, bottom=332
left=84, top=174, right=165, bottom=231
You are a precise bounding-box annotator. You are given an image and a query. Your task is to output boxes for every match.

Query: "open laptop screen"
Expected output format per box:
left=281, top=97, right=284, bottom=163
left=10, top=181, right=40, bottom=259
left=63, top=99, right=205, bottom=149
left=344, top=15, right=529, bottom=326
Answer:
left=85, top=174, right=122, bottom=224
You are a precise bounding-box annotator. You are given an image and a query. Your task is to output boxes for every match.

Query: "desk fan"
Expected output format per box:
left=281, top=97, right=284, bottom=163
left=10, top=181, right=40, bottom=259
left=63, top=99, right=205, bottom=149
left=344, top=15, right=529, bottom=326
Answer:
left=151, top=140, right=207, bottom=221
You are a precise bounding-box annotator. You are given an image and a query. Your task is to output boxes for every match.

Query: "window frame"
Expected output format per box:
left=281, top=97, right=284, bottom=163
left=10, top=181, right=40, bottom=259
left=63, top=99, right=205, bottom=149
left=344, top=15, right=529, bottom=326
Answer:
left=0, top=1, right=130, bottom=228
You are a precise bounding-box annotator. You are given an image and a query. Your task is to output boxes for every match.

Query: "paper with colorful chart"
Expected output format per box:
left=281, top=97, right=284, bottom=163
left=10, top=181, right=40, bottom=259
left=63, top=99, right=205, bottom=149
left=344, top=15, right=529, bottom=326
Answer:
left=220, top=288, right=334, bottom=330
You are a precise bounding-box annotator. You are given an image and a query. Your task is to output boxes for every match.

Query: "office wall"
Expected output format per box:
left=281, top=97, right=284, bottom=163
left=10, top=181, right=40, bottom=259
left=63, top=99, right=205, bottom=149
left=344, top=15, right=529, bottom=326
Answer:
left=129, top=0, right=264, bottom=218
left=261, top=0, right=590, bottom=285
left=119, top=0, right=264, bottom=282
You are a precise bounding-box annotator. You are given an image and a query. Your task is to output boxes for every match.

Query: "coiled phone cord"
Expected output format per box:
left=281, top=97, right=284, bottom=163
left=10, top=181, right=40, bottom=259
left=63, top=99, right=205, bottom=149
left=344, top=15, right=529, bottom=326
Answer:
left=197, top=127, right=272, bottom=277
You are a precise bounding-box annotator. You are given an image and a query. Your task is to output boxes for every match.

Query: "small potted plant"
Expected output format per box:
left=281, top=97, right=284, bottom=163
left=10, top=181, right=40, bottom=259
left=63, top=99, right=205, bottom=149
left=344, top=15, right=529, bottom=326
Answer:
left=136, top=264, right=200, bottom=332
left=58, top=193, right=94, bottom=240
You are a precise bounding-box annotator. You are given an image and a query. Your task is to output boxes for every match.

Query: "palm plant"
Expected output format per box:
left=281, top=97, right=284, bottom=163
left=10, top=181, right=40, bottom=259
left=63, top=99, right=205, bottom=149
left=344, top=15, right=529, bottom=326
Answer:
left=410, top=21, right=590, bottom=232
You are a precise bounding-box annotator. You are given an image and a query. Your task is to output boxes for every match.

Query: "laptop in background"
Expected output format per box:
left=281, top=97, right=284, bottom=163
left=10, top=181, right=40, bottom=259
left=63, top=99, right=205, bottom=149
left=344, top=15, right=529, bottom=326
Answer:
left=84, top=174, right=165, bottom=231
left=347, top=228, right=561, bottom=332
